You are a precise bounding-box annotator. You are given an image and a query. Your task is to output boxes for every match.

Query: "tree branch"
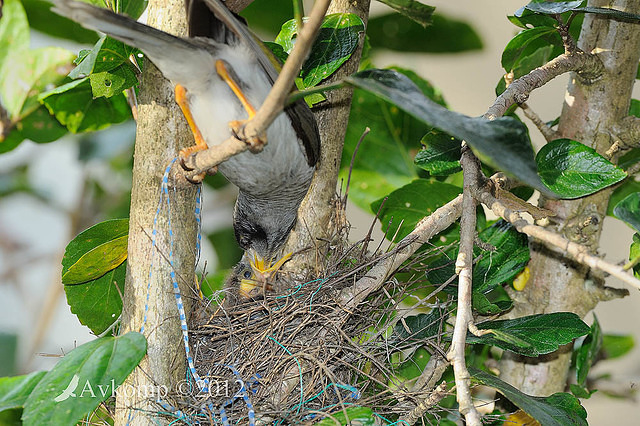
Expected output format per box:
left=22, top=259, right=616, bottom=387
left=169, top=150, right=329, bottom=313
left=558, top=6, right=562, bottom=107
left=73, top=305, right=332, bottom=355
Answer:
left=446, top=146, right=482, bottom=426
left=181, top=0, right=331, bottom=179
left=486, top=50, right=604, bottom=120
left=338, top=195, right=463, bottom=310
left=519, top=102, right=559, bottom=142
left=612, top=115, right=640, bottom=149
left=399, top=381, right=449, bottom=426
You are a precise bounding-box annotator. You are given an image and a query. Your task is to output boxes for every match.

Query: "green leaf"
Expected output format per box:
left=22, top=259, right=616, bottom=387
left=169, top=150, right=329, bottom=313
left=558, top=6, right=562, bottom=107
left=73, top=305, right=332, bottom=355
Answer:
left=240, top=0, right=293, bottom=36
left=64, top=260, right=125, bottom=335
left=346, top=69, right=550, bottom=195
left=569, top=383, right=596, bottom=399
left=0, top=47, right=74, bottom=119
left=275, top=14, right=364, bottom=89
left=501, top=26, right=560, bottom=72
left=607, top=179, right=640, bottom=217
left=69, top=36, right=140, bottom=79
left=367, top=13, right=482, bottom=54
left=89, top=65, right=138, bottom=98
left=371, top=179, right=462, bottom=241
left=16, top=105, right=68, bottom=143
left=601, top=334, right=634, bottom=359
left=575, top=315, right=602, bottom=386
left=341, top=67, right=442, bottom=210
left=537, top=139, right=627, bottom=198
left=577, top=6, right=640, bottom=23
left=614, top=192, right=640, bottom=234
left=0, top=0, right=29, bottom=72
left=392, top=307, right=446, bottom=344
left=62, top=219, right=129, bottom=284
left=431, top=221, right=530, bottom=298
left=525, top=1, right=584, bottom=14
left=630, top=98, right=640, bottom=117
left=21, top=0, right=99, bottom=44
left=0, top=372, right=47, bottom=412
left=471, top=368, right=588, bottom=426
left=40, top=77, right=132, bottom=133
left=315, top=406, right=376, bottom=426
left=414, top=130, right=461, bottom=176
left=376, top=0, right=435, bottom=27
left=467, top=312, right=590, bottom=357
left=117, top=0, right=148, bottom=20
left=509, top=7, right=559, bottom=29
left=472, top=285, right=513, bottom=315
left=23, top=333, right=146, bottom=426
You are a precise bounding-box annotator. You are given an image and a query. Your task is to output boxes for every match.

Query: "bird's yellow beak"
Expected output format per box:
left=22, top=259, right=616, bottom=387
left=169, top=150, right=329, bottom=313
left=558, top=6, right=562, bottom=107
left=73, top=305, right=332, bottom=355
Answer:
left=238, top=250, right=292, bottom=299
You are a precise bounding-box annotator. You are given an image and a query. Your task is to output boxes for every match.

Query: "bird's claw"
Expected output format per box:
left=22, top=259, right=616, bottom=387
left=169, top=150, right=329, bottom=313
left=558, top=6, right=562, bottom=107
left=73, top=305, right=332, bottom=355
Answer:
left=230, top=120, right=266, bottom=153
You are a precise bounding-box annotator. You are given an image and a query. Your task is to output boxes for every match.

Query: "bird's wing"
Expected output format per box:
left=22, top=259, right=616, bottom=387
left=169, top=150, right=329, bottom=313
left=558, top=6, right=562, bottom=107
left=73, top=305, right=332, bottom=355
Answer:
left=193, top=0, right=321, bottom=166
left=51, top=0, right=216, bottom=84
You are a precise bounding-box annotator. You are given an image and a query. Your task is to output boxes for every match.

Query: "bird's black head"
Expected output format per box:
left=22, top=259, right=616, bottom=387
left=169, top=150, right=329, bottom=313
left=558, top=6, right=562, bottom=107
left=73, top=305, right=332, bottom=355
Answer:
left=232, top=192, right=298, bottom=261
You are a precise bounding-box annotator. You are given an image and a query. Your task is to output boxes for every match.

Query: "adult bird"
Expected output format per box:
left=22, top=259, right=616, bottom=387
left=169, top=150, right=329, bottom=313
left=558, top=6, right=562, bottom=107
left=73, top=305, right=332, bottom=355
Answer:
left=52, top=0, right=321, bottom=299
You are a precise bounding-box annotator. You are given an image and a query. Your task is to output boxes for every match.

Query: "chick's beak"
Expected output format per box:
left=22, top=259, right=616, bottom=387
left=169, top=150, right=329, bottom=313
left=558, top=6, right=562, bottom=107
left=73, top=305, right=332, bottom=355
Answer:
left=238, top=249, right=293, bottom=299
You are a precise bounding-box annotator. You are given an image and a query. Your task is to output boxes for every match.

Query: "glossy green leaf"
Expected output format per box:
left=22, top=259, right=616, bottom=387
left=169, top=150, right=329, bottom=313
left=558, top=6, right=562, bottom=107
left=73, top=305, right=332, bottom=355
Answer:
left=341, top=67, right=443, bottom=209
left=575, top=315, right=602, bottom=386
left=472, top=368, right=588, bottom=426
left=316, top=406, right=375, bottom=426
left=472, top=285, right=513, bottom=315
left=346, top=69, right=550, bottom=195
left=414, top=130, right=461, bottom=176
left=22, top=0, right=99, bottom=44
left=367, top=13, right=482, bottom=53
left=537, top=139, right=626, bottom=198
left=501, top=26, right=560, bottom=72
left=40, top=77, right=132, bottom=133
left=23, top=333, right=146, bottom=426
left=569, top=383, right=596, bottom=399
left=275, top=14, right=364, bottom=89
left=0, top=372, right=47, bottom=412
left=607, top=180, right=640, bottom=217
left=525, top=1, right=584, bottom=14
left=392, top=307, right=446, bottom=345
left=62, top=219, right=129, bottom=284
left=431, top=221, right=530, bottom=297
left=577, top=6, right=640, bottom=22
left=467, top=312, right=590, bottom=357
left=376, top=0, right=434, bottom=27
left=613, top=192, right=640, bottom=234
left=64, top=261, right=125, bottom=335
left=509, top=7, right=560, bottom=28
left=371, top=179, right=462, bottom=241
left=601, top=334, right=634, bottom=359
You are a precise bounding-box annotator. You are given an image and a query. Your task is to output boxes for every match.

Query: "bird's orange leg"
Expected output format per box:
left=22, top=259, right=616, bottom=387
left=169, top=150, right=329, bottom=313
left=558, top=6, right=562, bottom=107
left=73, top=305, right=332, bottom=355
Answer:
left=175, top=84, right=209, bottom=159
left=215, top=59, right=266, bottom=151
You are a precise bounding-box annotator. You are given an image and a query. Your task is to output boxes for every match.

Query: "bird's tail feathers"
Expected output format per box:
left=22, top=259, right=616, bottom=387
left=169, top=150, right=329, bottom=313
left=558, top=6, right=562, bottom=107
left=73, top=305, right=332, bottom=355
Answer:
left=51, top=0, right=214, bottom=83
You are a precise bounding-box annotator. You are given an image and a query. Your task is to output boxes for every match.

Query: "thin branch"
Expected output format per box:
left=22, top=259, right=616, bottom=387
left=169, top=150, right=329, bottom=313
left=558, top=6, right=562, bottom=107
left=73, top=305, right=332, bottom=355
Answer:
left=476, top=180, right=640, bottom=292
left=339, top=195, right=464, bottom=310
left=519, top=102, right=558, bottom=142
left=486, top=51, right=604, bottom=120
left=446, top=145, right=482, bottom=426
left=399, top=381, right=449, bottom=426
left=181, top=0, right=331, bottom=179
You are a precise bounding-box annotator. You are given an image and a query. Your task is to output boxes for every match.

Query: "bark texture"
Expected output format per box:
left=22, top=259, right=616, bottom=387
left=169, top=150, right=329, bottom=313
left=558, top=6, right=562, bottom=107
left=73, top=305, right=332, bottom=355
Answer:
left=114, top=0, right=198, bottom=424
left=283, top=0, right=372, bottom=274
left=499, top=0, right=640, bottom=396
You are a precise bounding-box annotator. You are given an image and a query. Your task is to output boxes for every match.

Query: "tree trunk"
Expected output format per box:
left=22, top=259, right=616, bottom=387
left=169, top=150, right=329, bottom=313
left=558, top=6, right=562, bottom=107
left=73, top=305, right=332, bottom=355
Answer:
left=114, top=0, right=198, bottom=424
left=283, top=0, right=371, bottom=274
left=499, top=0, right=640, bottom=396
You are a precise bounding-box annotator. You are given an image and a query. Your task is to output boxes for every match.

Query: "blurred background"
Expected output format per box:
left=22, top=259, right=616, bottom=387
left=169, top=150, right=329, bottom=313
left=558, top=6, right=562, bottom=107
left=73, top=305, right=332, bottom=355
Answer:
left=0, top=0, right=637, bottom=423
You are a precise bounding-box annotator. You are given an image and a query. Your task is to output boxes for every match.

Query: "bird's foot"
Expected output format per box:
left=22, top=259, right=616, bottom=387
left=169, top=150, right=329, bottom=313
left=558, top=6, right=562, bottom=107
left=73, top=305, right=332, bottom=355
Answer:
left=229, top=119, right=266, bottom=153
left=175, top=84, right=212, bottom=182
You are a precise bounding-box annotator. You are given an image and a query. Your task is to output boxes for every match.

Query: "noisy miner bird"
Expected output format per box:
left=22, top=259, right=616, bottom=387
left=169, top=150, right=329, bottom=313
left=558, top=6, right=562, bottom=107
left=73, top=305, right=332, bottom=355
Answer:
left=52, top=0, right=320, bottom=299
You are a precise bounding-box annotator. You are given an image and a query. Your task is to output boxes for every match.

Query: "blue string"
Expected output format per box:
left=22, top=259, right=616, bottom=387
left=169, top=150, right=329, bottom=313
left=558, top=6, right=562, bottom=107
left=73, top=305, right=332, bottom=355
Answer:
left=267, top=335, right=304, bottom=414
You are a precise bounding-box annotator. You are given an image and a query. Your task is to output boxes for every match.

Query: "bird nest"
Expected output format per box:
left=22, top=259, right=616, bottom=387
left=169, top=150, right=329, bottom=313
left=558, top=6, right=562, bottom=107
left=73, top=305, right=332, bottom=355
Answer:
left=159, top=235, right=453, bottom=425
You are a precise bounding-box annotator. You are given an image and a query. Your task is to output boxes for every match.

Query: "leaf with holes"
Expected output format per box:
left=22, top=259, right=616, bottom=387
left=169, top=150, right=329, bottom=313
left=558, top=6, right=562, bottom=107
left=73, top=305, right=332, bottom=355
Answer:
left=346, top=69, right=550, bottom=195
left=23, top=333, right=146, bottom=426
left=467, top=312, right=590, bottom=356
left=471, top=368, right=588, bottom=426
left=371, top=179, right=462, bottom=242
left=537, top=139, right=626, bottom=198
left=62, top=219, right=129, bottom=284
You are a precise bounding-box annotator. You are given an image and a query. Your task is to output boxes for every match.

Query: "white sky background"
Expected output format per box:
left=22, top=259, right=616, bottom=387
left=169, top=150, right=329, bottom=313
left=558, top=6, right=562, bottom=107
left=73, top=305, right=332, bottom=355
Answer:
left=0, top=0, right=637, bottom=422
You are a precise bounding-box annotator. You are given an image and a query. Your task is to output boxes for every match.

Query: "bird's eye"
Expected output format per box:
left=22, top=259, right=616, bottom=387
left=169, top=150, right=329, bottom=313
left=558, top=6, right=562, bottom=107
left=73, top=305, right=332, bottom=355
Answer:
left=243, top=270, right=252, bottom=279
